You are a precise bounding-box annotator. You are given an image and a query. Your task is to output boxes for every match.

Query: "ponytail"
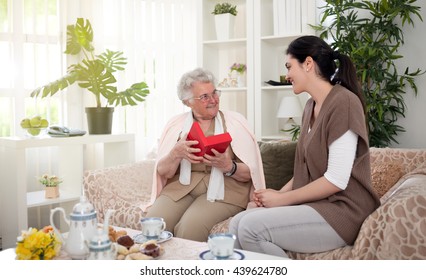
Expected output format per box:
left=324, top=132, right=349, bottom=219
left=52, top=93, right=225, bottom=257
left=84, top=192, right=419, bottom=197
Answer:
left=332, top=52, right=365, bottom=112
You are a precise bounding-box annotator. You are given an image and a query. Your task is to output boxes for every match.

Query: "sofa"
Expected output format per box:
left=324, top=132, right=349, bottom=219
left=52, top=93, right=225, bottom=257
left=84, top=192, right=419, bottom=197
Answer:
left=83, top=141, right=426, bottom=259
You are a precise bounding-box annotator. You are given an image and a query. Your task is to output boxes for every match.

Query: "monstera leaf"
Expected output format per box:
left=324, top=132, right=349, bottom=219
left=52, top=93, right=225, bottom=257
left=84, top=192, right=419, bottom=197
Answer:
left=108, top=82, right=150, bottom=106
left=65, top=18, right=94, bottom=55
left=30, top=17, right=150, bottom=108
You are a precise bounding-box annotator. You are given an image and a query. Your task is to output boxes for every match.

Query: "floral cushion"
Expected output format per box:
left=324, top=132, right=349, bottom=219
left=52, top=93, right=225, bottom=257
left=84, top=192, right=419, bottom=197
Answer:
left=83, top=160, right=155, bottom=230
left=370, top=147, right=426, bottom=175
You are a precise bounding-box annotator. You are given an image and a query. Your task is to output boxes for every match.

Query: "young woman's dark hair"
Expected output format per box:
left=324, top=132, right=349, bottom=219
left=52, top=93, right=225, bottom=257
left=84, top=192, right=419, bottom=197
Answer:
left=286, top=36, right=365, bottom=112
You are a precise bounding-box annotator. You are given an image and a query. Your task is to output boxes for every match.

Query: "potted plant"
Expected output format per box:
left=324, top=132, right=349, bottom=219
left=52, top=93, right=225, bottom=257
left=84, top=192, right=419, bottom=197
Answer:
left=312, top=0, right=424, bottom=147
left=211, top=2, right=238, bottom=41
left=229, top=63, right=246, bottom=87
left=38, top=174, right=62, bottom=198
left=30, top=18, right=150, bottom=134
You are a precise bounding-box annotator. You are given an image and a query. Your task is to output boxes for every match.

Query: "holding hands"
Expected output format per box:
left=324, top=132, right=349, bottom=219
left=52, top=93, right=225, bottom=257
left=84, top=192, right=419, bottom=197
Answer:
left=253, top=189, right=287, bottom=208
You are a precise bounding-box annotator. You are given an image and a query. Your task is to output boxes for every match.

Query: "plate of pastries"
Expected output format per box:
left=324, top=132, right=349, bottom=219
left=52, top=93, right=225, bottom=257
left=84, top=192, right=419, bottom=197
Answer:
left=109, top=226, right=164, bottom=260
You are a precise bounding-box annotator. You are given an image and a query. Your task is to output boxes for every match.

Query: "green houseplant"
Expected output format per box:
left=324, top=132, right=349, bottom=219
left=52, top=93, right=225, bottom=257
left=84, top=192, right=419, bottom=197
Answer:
left=211, top=2, right=237, bottom=16
left=313, top=0, right=423, bottom=147
left=211, top=2, right=238, bottom=41
left=30, top=18, right=150, bottom=134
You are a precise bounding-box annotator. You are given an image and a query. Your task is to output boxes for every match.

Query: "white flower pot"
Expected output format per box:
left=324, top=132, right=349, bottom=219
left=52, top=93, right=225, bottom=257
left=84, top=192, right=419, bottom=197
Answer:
left=237, top=73, right=245, bottom=87
left=215, top=14, right=235, bottom=41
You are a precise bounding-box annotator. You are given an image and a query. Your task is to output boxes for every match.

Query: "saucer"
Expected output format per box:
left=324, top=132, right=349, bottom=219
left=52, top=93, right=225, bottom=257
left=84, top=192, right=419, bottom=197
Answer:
left=199, top=250, right=245, bottom=260
left=133, top=231, right=173, bottom=244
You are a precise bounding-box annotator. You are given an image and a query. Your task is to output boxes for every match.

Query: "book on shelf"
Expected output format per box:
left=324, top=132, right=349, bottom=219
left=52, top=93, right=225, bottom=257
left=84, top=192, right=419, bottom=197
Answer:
left=186, top=122, right=232, bottom=156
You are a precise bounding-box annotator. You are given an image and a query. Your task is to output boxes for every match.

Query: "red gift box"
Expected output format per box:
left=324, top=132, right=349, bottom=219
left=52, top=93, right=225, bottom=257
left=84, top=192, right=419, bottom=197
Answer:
left=186, top=122, right=232, bottom=156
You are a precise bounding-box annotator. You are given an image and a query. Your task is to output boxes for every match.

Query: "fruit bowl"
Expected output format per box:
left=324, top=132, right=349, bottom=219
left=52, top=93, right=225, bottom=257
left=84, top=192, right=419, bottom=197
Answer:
left=20, top=116, right=49, bottom=138
left=24, top=127, right=47, bottom=137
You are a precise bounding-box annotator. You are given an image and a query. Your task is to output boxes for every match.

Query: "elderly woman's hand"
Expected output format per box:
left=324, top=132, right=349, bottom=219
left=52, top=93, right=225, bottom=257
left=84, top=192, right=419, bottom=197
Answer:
left=203, top=147, right=233, bottom=173
left=171, top=132, right=203, bottom=163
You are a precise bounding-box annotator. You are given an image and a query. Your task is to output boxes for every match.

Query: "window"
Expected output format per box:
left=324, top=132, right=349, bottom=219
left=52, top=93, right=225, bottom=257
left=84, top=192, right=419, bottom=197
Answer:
left=0, top=0, right=63, bottom=137
left=0, top=0, right=197, bottom=160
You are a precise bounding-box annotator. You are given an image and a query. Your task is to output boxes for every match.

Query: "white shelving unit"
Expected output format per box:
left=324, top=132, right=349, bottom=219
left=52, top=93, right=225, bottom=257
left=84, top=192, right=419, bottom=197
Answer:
left=197, top=0, right=255, bottom=128
left=0, top=134, right=135, bottom=249
left=198, top=0, right=317, bottom=141
left=254, top=0, right=316, bottom=140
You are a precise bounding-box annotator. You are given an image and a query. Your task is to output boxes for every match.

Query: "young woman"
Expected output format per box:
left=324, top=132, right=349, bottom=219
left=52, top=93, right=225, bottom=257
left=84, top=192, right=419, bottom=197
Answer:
left=229, top=35, right=380, bottom=257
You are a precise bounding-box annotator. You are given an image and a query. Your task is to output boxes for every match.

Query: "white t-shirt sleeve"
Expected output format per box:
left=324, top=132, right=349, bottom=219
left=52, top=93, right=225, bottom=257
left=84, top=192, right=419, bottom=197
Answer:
left=324, top=130, right=358, bottom=190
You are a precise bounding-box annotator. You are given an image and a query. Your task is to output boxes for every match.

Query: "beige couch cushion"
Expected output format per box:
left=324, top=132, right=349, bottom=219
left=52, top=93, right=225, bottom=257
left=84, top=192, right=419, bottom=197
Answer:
left=371, top=161, right=404, bottom=198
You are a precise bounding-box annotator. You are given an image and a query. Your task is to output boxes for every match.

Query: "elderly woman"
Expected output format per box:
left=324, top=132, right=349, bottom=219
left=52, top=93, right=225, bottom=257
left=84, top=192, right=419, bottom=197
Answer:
left=143, top=67, right=265, bottom=242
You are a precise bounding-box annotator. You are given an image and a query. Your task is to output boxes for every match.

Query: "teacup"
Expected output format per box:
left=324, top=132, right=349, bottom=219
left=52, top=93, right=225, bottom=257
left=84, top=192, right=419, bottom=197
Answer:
left=207, top=233, right=236, bottom=259
left=140, top=217, right=166, bottom=240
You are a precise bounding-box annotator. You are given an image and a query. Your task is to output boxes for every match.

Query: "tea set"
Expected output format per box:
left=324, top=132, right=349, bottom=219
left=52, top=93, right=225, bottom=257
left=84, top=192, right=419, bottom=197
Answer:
left=49, top=196, right=241, bottom=260
left=50, top=196, right=117, bottom=260
left=49, top=196, right=170, bottom=260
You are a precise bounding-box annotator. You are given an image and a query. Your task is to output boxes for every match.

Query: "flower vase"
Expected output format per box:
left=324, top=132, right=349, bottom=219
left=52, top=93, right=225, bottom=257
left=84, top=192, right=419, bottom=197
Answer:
left=237, top=73, right=246, bottom=87
left=45, top=186, right=59, bottom=199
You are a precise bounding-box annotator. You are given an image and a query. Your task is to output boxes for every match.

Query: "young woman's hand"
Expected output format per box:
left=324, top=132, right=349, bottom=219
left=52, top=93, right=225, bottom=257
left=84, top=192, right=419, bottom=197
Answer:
left=253, top=189, right=288, bottom=208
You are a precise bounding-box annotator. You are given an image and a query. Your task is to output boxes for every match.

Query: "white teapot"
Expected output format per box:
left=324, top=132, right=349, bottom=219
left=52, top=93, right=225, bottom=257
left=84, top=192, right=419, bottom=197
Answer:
left=50, top=196, right=97, bottom=259
left=87, top=209, right=117, bottom=260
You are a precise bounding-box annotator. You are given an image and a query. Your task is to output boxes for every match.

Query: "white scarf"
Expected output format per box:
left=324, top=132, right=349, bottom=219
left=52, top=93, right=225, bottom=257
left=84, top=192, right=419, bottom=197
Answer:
left=179, top=112, right=225, bottom=202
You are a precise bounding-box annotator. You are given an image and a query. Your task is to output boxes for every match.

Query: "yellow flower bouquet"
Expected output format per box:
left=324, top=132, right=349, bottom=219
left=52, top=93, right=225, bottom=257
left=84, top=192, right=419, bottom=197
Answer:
left=15, top=226, right=62, bottom=260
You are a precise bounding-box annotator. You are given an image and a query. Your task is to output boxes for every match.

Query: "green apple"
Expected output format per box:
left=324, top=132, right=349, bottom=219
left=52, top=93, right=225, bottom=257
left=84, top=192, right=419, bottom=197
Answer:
left=40, top=119, right=49, bottom=128
left=30, top=116, right=42, bottom=127
left=20, top=118, right=31, bottom=128
left=28, top=128, right=41, bottom=136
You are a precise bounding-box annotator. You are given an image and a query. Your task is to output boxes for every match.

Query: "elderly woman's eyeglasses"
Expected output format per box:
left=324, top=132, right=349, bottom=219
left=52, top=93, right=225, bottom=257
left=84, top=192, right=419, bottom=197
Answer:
left=190, top=90, right=221, bottom=102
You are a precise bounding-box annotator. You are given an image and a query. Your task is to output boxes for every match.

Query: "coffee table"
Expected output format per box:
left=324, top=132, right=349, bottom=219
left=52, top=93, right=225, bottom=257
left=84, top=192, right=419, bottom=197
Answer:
left=0, top=226, right=287, bottom=260
left=123, top=227, right=287, bottom=260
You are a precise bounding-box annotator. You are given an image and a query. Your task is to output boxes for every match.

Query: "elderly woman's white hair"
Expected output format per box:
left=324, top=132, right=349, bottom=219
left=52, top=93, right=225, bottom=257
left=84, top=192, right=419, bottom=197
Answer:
left=177, top=68, right=216, bottom=102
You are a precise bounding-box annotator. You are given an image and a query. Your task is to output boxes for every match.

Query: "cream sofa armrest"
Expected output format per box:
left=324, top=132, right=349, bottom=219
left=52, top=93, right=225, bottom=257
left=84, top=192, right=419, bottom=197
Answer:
left=83, top=160, right=155, bottom=230
left=350, top=174, right=426, bottom=259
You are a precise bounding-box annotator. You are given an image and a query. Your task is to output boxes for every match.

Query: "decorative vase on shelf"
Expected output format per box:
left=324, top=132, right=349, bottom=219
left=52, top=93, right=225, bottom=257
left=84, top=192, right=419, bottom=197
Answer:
left=214, top=13, right=235, bottom=41
left=229, top=63, right=247, bottom=87
left=45, top=186, right=59, bottom=199
left=237, top=73, right=246, bottom=87
left=228, top=70, right=246, bottom=87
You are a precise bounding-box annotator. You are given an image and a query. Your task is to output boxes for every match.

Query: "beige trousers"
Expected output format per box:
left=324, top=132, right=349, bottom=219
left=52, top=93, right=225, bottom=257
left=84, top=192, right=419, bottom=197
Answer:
left=146, top=180, right=244, bottom=242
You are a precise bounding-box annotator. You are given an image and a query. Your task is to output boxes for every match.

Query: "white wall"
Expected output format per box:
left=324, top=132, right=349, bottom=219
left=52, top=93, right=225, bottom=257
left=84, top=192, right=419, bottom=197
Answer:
left=393, top=1, right=426, bottom=148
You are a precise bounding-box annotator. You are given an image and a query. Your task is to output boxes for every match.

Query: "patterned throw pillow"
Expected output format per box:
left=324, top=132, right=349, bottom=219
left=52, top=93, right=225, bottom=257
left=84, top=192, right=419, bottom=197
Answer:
left=370, top=161, right=404, bottom=198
